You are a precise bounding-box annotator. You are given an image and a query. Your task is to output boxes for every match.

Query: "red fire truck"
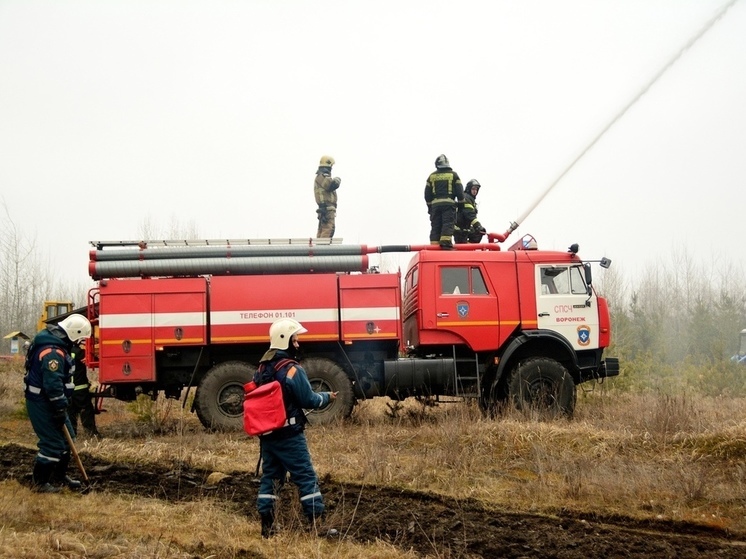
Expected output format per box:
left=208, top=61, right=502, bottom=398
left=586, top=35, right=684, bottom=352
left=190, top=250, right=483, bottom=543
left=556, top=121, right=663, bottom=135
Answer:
left=84, top=235, right=618, bottom=430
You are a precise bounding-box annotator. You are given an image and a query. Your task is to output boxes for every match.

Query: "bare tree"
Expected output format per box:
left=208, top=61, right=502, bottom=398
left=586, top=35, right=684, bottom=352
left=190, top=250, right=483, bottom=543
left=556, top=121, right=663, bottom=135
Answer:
left=138, top=214, right=201, bottom=241
left=0, top=200, right=54, bottom=339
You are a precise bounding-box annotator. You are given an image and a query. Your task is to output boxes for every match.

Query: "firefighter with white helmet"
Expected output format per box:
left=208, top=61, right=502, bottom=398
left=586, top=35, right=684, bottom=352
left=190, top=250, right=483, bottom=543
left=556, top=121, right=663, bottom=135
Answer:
left=425, top=154, right=464, bottom=249
left=253, top=318, right=338, bottom=538
left=455, top=179, right=487, bottom=244
left=314, top=155, right=342, bottom=238
left=68, top=339, right=100, bottom=438
left=24, top=313, right=92, bottom=492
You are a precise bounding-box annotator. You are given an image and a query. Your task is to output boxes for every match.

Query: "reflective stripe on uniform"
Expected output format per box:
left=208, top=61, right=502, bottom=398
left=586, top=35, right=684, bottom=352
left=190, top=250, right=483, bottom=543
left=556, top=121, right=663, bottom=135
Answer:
left=300, top=491, right=322, bottom=502
left=257, top=494, right=278, bottom=501
left=65, top=382, right=75, bottom=390
left=74, top=384, right=90, bottom=391
left=25, top=384, right=41, bottom=394
left=37, top=452, right=61, bottom=463
left=39, top=348, right=65, bottom=360
left=49, top=394, right=66, bottom=402
left=257, top=416, right=297, bottom=436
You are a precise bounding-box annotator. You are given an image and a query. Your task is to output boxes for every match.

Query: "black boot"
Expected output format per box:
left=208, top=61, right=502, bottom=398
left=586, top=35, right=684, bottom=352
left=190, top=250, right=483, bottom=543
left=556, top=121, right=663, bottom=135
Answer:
left=53, top=454, right=82, bottom=490
left=32, top=461, right=60, bottom=493
left=260, top=512, right=275, bottom=538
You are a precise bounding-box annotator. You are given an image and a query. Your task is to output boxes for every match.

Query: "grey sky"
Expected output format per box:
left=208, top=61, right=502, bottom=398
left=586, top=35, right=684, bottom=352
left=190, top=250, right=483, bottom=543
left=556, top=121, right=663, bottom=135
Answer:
left=1, top=0, right=744, bottom=287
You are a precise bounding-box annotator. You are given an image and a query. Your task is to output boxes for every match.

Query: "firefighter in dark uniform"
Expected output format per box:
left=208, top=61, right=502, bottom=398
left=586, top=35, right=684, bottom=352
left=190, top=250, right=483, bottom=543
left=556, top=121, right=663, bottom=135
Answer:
left=314, top=155, right=342, bottom=238
left=425, top=154, right=464, bottom=250
left=454, top=179, right=487, bottom=244
left=24, top=314, right=92, bottom=492
left=68, top=342, right=100, bottom=437
left=254, top=318, right=338, bottom=538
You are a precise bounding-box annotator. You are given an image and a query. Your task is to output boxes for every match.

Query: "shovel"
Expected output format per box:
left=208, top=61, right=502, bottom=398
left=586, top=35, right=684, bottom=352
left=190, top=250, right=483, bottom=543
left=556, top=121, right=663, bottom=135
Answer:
left=62, top=424, right=89, bottom=483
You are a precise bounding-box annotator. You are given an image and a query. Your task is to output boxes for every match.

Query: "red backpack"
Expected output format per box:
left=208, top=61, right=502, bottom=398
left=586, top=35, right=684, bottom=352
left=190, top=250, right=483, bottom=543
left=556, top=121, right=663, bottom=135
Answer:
left=243, top=359, right=294, bottom=436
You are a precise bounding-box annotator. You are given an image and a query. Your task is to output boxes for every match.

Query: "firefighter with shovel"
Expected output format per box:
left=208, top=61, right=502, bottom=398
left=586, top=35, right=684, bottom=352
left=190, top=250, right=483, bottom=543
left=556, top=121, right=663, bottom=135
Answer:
left=24, top=314, right=91, bottom=493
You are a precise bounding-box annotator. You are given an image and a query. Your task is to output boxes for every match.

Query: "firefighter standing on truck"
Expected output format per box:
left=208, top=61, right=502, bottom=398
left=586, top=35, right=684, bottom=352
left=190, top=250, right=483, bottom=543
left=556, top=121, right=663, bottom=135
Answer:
left=425, top=154, right=464, bottom=250
left=454, top=179, right=487, bottom=244
left=314, top=155, right=342, bottom=238
left=68, top=341, right=100, bottom=437
left=254, top=318, right=338, bottom=538
left=24, top=314, right=92, bottom=493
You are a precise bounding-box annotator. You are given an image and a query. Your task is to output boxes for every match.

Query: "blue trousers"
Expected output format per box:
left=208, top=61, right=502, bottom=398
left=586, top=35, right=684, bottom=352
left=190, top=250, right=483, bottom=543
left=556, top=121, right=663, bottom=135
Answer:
left=26, top=399, right=73, bottom=465
left=257, top=432, right=324, bottom=519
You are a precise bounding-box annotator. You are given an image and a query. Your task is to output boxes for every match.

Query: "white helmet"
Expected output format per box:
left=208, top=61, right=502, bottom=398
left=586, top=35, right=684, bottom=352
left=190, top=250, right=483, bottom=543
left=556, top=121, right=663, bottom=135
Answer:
left=58, top=314, right=92, bottom=343
left=269, top=318, right=307, bottom=350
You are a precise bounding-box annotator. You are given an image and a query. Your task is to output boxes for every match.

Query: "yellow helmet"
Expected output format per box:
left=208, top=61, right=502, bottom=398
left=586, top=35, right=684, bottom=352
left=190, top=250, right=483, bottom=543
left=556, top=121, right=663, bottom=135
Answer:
left=319, top=155, right=335, bottom=167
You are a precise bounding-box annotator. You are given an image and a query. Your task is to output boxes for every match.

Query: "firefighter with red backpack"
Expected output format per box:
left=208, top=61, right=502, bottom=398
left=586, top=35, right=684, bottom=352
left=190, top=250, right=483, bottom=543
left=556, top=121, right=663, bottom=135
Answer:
left=252, top=318, right=338, bottom=538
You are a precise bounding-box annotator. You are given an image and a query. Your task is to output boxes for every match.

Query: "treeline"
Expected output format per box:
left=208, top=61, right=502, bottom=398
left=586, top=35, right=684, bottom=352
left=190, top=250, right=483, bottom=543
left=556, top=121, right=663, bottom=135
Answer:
left=0, top=205, right=80, bottom=340
left=598, top=251, right=746, bottom=396
left=0, top=205, right=199, bottom=343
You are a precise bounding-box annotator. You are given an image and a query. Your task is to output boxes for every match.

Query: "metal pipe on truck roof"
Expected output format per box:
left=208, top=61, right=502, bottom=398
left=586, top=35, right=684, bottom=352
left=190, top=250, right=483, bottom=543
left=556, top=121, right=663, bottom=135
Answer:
left=90, top=244, right=369, bottom=262
left=89, top=255, right=368, bottom=280
left=89, top=243, right=505, bottom=272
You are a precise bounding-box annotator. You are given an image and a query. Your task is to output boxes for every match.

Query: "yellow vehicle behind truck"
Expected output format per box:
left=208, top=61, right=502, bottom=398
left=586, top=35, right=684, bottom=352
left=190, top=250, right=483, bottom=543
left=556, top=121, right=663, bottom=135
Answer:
left=37, top=301, right=74, bottom=333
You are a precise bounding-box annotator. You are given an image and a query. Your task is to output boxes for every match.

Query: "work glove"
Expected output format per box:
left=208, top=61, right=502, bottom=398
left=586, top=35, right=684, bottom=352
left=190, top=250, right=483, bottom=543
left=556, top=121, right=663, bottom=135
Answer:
left=478, top=227, right=487, bottom=235
left=52, top=408, right=68, bottom=428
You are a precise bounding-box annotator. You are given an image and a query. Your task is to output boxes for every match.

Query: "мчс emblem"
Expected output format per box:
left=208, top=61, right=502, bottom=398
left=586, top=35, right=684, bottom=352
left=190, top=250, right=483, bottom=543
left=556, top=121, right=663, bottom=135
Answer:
left=577, top=325, right=591, bottom=346
left=48, top=359, right=59, bottom=371
left=457, top=301, right=469, bottom=319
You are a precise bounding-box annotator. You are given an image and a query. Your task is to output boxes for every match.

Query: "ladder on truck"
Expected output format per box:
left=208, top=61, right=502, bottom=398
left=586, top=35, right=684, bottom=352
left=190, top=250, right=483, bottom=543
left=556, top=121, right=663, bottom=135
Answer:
left=91, top=238, right=344, bottom=250
left=454, top=350, right=482, bottom=399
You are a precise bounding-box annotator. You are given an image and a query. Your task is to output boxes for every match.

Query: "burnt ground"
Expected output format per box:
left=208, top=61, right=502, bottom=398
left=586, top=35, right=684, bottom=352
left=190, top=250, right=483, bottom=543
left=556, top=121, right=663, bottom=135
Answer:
left=2, top=443, right=745, bottom=559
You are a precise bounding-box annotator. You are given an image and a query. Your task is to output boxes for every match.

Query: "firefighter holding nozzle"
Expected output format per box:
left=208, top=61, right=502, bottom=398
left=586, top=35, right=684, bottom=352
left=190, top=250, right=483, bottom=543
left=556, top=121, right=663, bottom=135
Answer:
left=253, top=318, right=339, bottom=538
left=24, top=314, right=92, bottom=493
left=454, top=179, right=487, bottom=244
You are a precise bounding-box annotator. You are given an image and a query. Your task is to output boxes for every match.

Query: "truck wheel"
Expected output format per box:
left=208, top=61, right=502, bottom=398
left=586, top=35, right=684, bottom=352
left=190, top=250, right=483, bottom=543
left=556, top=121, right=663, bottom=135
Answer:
left=300, top=357, right=354, bottom=425
left=195, top=361, right=256, bottom=431
left=508, top=358, right=576, bottom=418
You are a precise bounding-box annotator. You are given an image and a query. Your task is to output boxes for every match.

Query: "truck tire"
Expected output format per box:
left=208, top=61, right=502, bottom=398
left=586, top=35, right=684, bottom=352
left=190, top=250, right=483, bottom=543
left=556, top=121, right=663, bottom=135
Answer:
left=300, top=357, right=354, bottom=425
left=508, top=357, right=576, bottom=418
left=194, top=361, right=256, bottom=431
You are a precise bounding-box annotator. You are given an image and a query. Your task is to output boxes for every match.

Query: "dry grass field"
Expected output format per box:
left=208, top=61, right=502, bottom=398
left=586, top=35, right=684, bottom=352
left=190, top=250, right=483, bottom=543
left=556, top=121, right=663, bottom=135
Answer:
left=1, top=357, right=745, bottom=558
